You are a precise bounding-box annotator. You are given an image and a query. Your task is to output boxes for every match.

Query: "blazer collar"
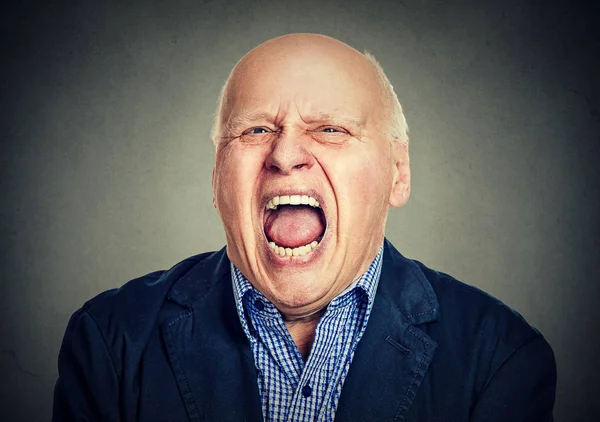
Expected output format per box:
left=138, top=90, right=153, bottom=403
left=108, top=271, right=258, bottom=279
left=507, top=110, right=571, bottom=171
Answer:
left=166, top=246, right=230, bottom=309
left=377, top=238, right=439, bottom=325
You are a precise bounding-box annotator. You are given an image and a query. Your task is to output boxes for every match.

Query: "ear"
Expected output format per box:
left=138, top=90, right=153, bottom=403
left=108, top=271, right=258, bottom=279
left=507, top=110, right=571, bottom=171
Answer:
left=389, top=140, right=410, bottom=208
left=212, top=166, right=218, bottom=209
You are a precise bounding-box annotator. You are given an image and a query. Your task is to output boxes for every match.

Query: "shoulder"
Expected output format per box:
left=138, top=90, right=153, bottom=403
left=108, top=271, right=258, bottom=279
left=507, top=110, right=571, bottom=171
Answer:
left=380, top=241, right=556, bottom=417
left=82, top=251, right=214, bottom=323
left=380, top=240, right=554, bottom=388
left=66, top=250, right=225, bottom=370
left=414, top=259, right=542, bottom=345
left=408, top=258, right=555, bottom=394
left=381, top=240, right=543, bottom=346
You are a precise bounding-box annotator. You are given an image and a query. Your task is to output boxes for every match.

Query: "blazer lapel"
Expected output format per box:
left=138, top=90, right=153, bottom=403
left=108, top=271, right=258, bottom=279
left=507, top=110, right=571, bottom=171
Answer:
left=161, top=249, right=263, bottom=422
left=336, top=240, right=439, bottom=421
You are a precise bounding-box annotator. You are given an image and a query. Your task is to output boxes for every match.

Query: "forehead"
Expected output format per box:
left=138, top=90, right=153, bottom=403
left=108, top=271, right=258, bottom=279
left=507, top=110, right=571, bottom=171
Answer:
left=223, top=47, right=383, bottom=124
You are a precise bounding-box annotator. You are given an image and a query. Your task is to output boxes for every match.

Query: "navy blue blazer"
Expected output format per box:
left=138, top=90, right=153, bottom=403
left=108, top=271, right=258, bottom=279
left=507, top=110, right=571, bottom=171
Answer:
left=53, top=240, right=556, bottom=421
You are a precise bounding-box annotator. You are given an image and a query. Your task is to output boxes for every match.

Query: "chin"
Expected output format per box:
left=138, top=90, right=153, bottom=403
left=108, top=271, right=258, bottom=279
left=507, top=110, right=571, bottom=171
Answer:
left=264, top=270, right=333, bottom=312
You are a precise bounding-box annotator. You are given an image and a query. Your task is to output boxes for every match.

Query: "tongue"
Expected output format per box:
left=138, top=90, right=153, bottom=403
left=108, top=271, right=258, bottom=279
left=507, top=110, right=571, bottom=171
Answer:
left=265, top=206, right=325, bottom=248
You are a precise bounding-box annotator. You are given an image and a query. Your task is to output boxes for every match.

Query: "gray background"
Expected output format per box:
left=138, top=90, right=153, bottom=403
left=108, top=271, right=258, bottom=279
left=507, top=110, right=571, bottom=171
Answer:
left=2, top=0, right=599, bottom=421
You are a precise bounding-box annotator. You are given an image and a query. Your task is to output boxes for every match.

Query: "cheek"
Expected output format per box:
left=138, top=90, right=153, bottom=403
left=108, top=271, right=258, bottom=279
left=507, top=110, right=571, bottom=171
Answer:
left=215, top=146, right=266, bottom=211
left=326, top=148, right=392, bottom=200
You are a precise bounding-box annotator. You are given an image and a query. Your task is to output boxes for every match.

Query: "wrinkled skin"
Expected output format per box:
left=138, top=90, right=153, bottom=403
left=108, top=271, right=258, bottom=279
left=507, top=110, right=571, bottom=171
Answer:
left=212, top=34, right=410, bottom=322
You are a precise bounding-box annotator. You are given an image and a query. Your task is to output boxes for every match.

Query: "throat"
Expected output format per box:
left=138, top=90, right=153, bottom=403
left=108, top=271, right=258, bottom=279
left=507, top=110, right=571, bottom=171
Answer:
left=285, top=317, right=321, bottom=361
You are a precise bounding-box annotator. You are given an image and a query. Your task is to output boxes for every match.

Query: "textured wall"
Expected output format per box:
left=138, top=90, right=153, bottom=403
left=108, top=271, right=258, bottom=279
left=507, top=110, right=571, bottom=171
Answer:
left=2, top=0, right=599, bottom=420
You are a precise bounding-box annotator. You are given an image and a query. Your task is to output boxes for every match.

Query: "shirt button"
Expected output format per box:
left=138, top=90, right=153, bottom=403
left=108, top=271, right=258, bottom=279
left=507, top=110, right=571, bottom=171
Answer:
left=254, top=299, right=265, bottom=311
left=302, top=384, right=312, bottom=397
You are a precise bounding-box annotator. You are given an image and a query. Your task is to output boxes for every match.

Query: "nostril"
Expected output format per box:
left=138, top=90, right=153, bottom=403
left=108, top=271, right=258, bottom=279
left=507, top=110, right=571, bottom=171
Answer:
left=293, top=164, right=305, bottom=170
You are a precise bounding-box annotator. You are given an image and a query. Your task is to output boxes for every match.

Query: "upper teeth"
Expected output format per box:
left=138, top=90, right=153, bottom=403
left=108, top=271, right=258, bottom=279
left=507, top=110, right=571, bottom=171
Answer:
left=266, top=195, right=320, bottom=210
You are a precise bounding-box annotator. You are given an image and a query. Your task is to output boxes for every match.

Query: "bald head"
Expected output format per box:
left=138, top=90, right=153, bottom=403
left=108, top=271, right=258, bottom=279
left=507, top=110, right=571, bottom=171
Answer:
left=211, top=33, right=408, bottom=147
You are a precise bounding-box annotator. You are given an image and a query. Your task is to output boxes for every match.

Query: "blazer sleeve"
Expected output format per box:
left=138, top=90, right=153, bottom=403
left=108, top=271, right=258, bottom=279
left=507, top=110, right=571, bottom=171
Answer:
left=52, top=308, right=120, bottom=422
left=470, top=335, right=557, bottom=422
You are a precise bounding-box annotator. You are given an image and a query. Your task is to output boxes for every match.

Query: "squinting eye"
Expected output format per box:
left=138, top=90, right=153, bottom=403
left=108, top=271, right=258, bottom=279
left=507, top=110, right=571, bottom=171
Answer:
left=321, top=127, right=345, bottom=133
left=246, top=127, right=270, bottom=135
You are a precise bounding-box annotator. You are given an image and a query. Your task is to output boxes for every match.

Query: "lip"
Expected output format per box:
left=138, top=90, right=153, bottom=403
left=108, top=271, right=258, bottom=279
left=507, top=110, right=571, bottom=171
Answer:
left=260, top=188, right=330, bottom=267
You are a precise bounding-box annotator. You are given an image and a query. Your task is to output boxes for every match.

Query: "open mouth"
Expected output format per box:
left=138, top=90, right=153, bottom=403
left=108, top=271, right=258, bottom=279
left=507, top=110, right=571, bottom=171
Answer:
left=263, top=194, right=326, bottom=257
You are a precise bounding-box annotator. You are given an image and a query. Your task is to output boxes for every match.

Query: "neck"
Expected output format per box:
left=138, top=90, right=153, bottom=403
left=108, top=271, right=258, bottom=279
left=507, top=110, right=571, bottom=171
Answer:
left=283, top=308, right=326, bottom=360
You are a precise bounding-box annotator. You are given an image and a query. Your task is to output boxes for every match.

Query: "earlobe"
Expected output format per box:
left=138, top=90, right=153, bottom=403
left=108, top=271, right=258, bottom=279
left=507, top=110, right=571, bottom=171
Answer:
left=388, top=140, right=411, bottom=208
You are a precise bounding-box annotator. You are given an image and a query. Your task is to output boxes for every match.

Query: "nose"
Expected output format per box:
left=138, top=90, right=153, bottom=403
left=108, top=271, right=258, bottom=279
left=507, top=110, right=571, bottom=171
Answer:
left=265, top=131, right=314, bottom=174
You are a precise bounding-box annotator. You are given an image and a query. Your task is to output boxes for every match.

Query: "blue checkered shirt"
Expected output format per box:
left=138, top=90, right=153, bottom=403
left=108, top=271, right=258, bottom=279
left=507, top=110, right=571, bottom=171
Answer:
left=231, top=246, right=383, bottom=422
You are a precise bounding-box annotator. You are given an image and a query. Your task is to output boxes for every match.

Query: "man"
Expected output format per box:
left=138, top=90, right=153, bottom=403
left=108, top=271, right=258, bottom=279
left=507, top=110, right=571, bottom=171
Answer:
left=53, top=34, right=556, bottom=421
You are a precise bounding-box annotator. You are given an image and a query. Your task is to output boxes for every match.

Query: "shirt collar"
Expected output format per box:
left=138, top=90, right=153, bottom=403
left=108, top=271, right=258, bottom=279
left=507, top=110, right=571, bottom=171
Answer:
left=338, top=245, right=383, bottom=303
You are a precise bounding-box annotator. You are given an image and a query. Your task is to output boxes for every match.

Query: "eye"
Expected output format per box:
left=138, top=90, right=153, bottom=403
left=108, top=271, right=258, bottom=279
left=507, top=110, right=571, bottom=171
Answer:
left=242, top=126, right=273, bottom=136
left=242, top=127, right=271, bottom=135
left=318, top=126, right=347, bottom=134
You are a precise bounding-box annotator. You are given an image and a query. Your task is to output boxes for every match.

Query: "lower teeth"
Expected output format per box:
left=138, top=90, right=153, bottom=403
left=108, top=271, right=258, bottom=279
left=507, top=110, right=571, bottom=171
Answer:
left=269, top=241, right=318, bottom=257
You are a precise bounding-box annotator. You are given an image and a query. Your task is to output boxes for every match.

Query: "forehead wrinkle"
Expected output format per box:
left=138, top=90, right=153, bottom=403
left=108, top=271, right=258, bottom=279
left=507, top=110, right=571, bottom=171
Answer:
left=274, top=98, right=289, bottom=126
left=291, top=96, right=364, bottom=128
left=299, top=110, right=364, bottom=128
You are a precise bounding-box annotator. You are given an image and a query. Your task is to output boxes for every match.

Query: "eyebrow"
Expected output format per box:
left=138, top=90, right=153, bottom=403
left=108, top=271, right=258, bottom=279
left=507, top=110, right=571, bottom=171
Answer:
left=222, top=110, right=364, bottom=134
left=300, top=111, right=363, bottom=128
left=223, top=111, right=275, bottom=133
